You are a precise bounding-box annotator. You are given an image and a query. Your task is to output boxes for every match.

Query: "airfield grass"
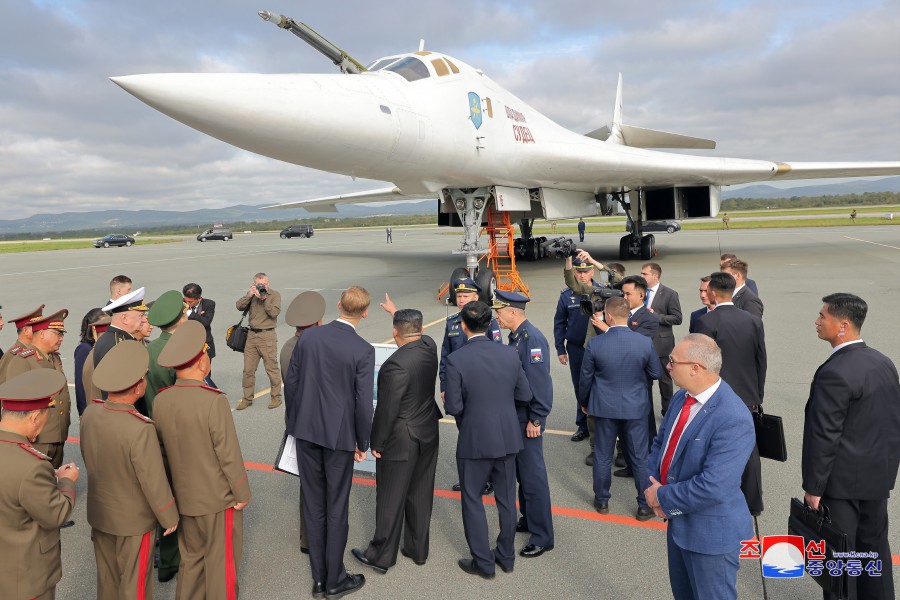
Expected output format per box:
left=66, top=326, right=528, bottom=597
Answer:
left=0, top=238, right=182, bottom=254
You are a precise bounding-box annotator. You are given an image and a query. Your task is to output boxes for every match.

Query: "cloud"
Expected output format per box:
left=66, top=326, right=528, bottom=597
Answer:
left=1, top=0, right=898, bottom=218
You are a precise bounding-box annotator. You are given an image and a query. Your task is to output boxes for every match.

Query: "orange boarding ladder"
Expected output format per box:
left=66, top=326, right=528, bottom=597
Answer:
left=483, top=205, right=529, bottom=296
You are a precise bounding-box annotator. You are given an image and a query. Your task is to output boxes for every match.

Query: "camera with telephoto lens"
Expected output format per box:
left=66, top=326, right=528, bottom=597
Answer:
left=546, top=237, right=579, bottom=259
left=256, top=283, right=268, bottom=296
left=580, top=285, right=624, bottom=316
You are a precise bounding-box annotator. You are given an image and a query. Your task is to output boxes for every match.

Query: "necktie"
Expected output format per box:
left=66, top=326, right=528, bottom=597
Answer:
left=645, top=289, right=652, bottom=308
left=660, top=395, right=698, bottom=484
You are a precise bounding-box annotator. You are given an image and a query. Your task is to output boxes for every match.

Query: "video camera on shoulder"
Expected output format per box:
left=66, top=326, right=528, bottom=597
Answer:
left=580, top=285, right=624, bottom=316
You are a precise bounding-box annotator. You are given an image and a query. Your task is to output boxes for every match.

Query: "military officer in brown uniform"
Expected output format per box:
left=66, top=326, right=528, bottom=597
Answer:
left=0, top=369, right=80, bottom=600
left=236, top=272, right=282, bottom=410
left=0, top=304, right=45, bottom=382
left=80, top=313, right=111, bottom=410
left=279, top=291, right=326, bottom=555
left=154, top=320, right=251, bottom=600
left=82, top=341, right=180, bottom=600
left=4, top=310, right=71, bottom=471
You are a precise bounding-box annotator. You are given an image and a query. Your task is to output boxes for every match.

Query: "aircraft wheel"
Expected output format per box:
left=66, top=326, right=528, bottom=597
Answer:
left=448, top=267, right=470, bottom=306
left=640, top=235, right=655, bottom=260
left=475, top=268, right=496, bottom=304
left=619, top=235, right=630, bottom=261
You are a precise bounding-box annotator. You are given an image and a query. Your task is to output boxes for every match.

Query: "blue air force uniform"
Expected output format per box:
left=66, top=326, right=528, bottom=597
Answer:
left=439, top=280, right=502, bottom=392
left=494, top=290, right=555, bottom=551
left=553, top=265, right=596, bottom=433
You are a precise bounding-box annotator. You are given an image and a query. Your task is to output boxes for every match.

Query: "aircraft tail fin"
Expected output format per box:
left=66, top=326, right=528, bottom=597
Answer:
left=584, top=74, right=716, bottom=149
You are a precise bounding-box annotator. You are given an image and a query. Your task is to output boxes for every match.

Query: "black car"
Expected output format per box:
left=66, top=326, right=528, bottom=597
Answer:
left=627, top=220, right=682, bottom=234
left=93, top=234, right=135, bottom=248
left=280, top=224, right=315, bottom=239
left=197, top=228, right=233, bottom=242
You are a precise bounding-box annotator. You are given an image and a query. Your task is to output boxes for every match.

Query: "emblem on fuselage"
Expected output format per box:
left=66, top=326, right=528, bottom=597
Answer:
left=468, top=92, right=482, bottom=130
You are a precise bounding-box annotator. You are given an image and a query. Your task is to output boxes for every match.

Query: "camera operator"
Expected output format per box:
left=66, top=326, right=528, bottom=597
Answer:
left=564, top=250, right=621, bottom=348
left=235, top=272, right=282, bottom=411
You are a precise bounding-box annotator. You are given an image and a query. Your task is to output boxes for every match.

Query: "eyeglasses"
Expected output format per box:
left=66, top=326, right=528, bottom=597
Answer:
left=667, top=356, right=706, bottom=369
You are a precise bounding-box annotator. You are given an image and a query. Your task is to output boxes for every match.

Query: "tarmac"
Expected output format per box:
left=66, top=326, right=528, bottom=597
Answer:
left=1, top=224, right=898, bottom=599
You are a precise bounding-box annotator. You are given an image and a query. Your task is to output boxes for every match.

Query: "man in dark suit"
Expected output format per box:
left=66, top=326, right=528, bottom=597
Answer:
left=352, top=309, right=441, bottom=573
left=719, top=253, right=758, bottom=295
left=285, top=286, right=374, bottom=599
left=645, top=334, right=756, bottom=600
left=689, top=276, right=714, bottom=333
left=694, top=272, right=766, bottom=516
left=721, top=259, right=763, bottom=318
left=803, top=293, right=900, bottom=600
left=640, top=263, right=682, bottom=415
left=444, top=301, right=532, bottom=579
left=580, top=297, right=661, bottom=520
left=183, top=283, right=217, bottom=387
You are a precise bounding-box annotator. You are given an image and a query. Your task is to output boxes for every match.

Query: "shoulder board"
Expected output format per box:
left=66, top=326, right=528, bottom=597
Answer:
left=20, top=443, right=51, bottom=461
left=446, top=313, right=459, bottom=321
left=92, top=398, right=104, bottom=404
left=8, top=344, right=25, bottom=355
left=157, top=385, right=174, bottom=393
left=19, top=349, right=39, bottom=360
left=199, top=385, right=223, bottom=393
left=561, top=288, right=570, bottom=294
left=128, top=410, right=154, bottom=423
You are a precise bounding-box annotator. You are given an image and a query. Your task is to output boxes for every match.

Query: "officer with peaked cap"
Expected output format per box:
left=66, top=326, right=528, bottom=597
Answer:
left=4, top=309, right=72, bottom=472
left=0, top=304, right=45, bottom=383
left=280, top=292, right=326, bottom=555
left=80, top=313, right=112, bottom=410
left=153, top=320, right=250, bottom=600
left=81, top=341, right=179, bottom=599
left=492, top=290, right=555, bottom=558
left=554, top=258, right=597, bottom=442
left=94, top=287, right=151, bottom=413
left=0, top=369, right=79, bottom=600
left=444, top=276, right=502, bottom=494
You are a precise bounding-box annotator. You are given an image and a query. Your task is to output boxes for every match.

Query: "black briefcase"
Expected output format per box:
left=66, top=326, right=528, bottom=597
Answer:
left=787, top=498, right=849, bottom=599
left=753, top=406, right=787, bottom=462
left=226, top=309, right=250, bottom=353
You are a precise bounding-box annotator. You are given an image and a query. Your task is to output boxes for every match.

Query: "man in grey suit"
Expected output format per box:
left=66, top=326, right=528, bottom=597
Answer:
left=640, top=262, right=682, bottom=415
left=580, top=297, right=661, bottom=520
left=352, top=309, right=441, bottom=573
left=285, top=286, right=374, bottom=599
left=444, top=301, right=532, bottom=579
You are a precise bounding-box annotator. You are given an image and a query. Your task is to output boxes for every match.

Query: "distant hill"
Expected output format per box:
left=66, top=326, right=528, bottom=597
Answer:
left=2, top=177, right=899, bottom=235
left=0, top=200, right=437, bottom=235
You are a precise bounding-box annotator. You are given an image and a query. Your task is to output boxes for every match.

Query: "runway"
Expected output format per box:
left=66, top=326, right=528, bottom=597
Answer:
left=2, top=224, right=898, bottom=599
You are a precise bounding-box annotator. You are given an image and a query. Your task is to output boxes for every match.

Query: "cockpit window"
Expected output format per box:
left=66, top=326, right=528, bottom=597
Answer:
left=385, top=57, right=430, bottom=82
left=366, top=58, right=401, bottom=71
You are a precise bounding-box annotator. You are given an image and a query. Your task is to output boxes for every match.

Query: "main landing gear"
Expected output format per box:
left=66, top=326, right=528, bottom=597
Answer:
left=614, top=190, right=655, bottom=261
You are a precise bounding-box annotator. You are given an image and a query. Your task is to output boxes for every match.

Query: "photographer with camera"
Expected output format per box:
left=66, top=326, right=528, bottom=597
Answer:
left=235, top=272, right=282, bottom=410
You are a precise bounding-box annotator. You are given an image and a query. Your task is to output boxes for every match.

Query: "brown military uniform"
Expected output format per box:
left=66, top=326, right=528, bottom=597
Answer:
left=154, top=379, right=250, bottom=600
left=82, top=346, right=102, bottom=407
left=236, top=289, right=282, bottom=407
left=4, top=348, right=71, bottom=468
left=0, top=342, right=34, bottom=384
left=0, top=430, right=76, bottom=600
left=81, top=399, right=179, bottom=600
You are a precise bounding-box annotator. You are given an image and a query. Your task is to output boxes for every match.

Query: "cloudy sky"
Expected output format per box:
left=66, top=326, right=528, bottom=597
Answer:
left=2, top=0, right=898, bottom=218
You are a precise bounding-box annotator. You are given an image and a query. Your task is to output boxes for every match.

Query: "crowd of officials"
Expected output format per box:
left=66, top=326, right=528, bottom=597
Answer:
left=0, top=250, right=898, bottom=600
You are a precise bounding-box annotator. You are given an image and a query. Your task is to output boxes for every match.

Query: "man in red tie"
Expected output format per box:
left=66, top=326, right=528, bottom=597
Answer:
left=644, top=334, right=756, bottom=600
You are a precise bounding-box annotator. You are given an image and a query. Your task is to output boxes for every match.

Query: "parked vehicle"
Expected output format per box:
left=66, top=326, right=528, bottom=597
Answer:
left=627, top=220, right=682, bottom=234
left=197, top=227, right=233, bottom=241
left=93, top=234, right=135, bottom=248
left=279, top=224, right=315, bottom=239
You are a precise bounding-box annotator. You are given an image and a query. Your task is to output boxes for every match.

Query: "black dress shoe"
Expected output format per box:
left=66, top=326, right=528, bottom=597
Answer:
left=570, top=429, right=588, bottom=442
left=451, top=481, right=461, bottom=491
left=636, top=507, right=655, bottom=522
left=61, top=520, right=75, bottom=528
left=157, top=569, right=177, bottom=583
left=594, top=500, right=609, bottom=514
left=515, top=520, right=529, bottom=533
left=584, top=453, right=594, bottom=466
left=494, top=555, right=514, bottom=573
left=351, top=548, right=387, bottom=574
left=301, top=546, right=310, bottom=555
left=458, top=558, right=494, bottom=579
left=614, top=453, right=626, bottom=468
left=325, top=573, right=366, bottom=599
left=519, top=543, right=553, bottom=558
left=312, top=581, right=326, bottom=599
left=400, top=547, right=426, bottom=566
left=613, top=467, right=633, bottom=478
